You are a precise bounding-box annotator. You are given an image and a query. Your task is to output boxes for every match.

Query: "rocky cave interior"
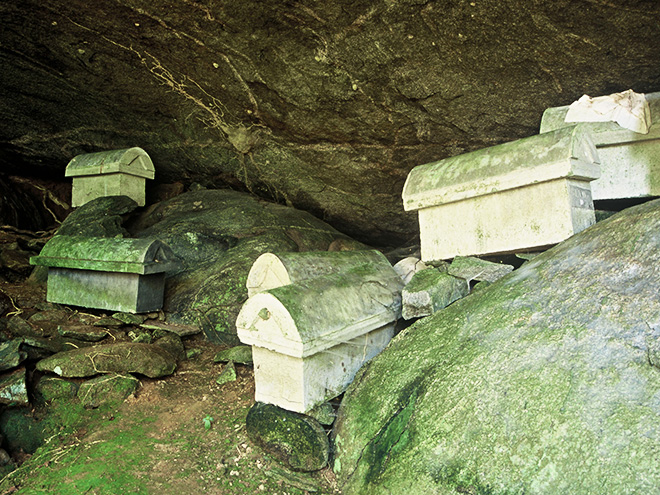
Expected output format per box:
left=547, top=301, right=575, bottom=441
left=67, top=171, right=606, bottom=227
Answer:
left=0, top=1, right=659, bottom=494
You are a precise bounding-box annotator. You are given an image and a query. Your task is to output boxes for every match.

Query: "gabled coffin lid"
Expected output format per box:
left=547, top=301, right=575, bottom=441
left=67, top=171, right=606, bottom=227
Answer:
left=65, top=147, right=155, bottom=179
left=540, top=92, right=660, bottom=144
left=237, top=262, right=403, bottom=358
left=246, top=250, right=391, bottom=297
left=30, top=235, right=180, bottom=274
left=402, top=125, right=600, bottom=212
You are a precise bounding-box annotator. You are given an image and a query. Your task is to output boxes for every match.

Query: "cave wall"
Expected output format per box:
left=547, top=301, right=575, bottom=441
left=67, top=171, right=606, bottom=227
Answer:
left=1, top=0, right=659, bottom=244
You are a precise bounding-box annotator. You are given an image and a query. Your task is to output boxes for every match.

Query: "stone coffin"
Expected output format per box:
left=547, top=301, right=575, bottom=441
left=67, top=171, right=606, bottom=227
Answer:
left=540, top=92, right=660, bottom=201
left=30, top=235, right=180, bottom=313
left=402, top=125, right=600, bottom=262
left=237, top=251, right=403, bottom=413
left=65, top=147, right=155, bottom=207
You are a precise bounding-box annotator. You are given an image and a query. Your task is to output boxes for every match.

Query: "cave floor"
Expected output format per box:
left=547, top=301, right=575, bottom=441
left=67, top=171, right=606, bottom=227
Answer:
left=0, top=281, right=339, bottom=495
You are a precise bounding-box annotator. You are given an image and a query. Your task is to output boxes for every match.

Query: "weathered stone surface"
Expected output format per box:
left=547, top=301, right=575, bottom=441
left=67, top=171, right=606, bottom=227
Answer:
left=36, top=342, right=177, bottom=378
left=57, top=325, right=109, bottom=342
left=34, top=376, right=79, bottom=402
left=246, top=402, right=329, bottom=472
left=447, top=256, right=515, bottom=283
left=401, top=268, right=468, bottom=320
left=0, top=368, right=29, bottom=406
left=2, top=1, right=658, bottom=244
left=77, top=374, right=139, bottom=408
left=333, top=199, right=660, bottom=494
left=56, top=196, right=138, bottom=238
left=152, top=332, right=185, bottom=361
left=0, top=340, right=26, bottom=372
left=112, top=312, right=147, bottom=326
left=129, top=189, right=364, bottom=344
left=213, top=345, right=253, bottom=365
left=140, top=320, right=200, bottom=337
left=215, top=361, right=237, bottom=386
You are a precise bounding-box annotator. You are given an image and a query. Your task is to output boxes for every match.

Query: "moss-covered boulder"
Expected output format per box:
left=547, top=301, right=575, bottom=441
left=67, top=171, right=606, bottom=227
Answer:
left=77, top=374, right=139, bottom=409
left=36, top=342, right=176, bottom=378
left=333, top=199, right=660, bottom=494
left=128, top=189, right=365, bottom=344
left=246, top=402, right=329, bottom=472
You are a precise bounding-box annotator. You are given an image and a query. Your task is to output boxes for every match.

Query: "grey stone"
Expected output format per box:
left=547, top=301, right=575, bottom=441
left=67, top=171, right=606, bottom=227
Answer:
left=333, top=199, right=660, bottom=494
left=213, top=345, right=253, bottom=365
left=447, top=256, right=514, bottom=283
left=34, top=377, right=79, bottom=402
left=77, top=374, right=139, bottom=409
left=112, top=312, right=147, bottom=326
left=36, top=342, right=177, bottom=378
left=246, top=402, right=329, bottom=472
left=0, top=368, right=29, bottom=406
left=215, top=361, right=237, bottom=386
left=0, top=340, right=26, bottom=372
left=306, top=402, right=336, bottom=426
left=127, top=328, right=153, bottom=344
left=140, top=320, right=201, bottom=337
left=6, top=317, right=45, bottom=338
left=57, top=325, right=109, bottom=342
left=401, top=269, right=468, bottom=320
left=55, top=196, right=138, bottom=238
left=153, top=332, right=185, bottom=361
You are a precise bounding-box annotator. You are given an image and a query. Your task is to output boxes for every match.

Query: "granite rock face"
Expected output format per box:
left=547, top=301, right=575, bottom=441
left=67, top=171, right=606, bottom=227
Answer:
left=2, top=0, right=659, bottom=244
left=333, top=199, right=660, bottom=494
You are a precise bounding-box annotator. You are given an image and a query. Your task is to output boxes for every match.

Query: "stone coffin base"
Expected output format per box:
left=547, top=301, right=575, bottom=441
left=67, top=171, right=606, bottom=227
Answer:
left=46, top=267, right=165, bottom=313
left=418, top=178, right=596, bottom=262
left=252, top=323, right=395, bottom=413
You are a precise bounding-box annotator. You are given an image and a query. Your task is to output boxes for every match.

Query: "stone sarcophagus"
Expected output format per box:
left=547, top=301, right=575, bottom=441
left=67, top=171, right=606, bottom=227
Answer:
left=237, top=251, right=403, bottom=413
left=30, top=235, right=180, bottom=313
left=540, top=91, right=659, bottom=201
left=65, top=147, right=155, bottom=207
left=402, top=125, right=601, bottom=262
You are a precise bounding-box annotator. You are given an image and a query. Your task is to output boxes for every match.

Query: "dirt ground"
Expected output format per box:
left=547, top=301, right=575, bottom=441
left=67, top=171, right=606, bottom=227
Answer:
left=0, top=281, right=341, bottom=495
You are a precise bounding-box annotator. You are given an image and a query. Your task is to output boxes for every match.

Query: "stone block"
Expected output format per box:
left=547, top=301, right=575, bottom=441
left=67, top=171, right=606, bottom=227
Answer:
left=65, top=147, right=155, bottom=207
left=401, top=268, right=468, bottom=320
left=30, top=235, right=180, bottom=313
left=237, top=251, right=403, bottom=413
left=540, top=91, right=660, bottom=201
left=402, top=125, right=600, bottom=262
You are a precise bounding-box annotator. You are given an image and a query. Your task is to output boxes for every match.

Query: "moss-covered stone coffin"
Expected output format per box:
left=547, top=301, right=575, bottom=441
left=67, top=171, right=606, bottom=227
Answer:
left=30, top=235, right=180, bottom=313
left=237, top=251, right=403, bottom=413
left=540, top=91, right=660, bottom=201
left=65, top=147, right=155, bottom=207
left=402, top=125, right=600, bottom=262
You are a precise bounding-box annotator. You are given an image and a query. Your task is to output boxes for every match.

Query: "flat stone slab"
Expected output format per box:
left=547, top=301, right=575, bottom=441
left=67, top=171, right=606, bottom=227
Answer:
left=448, top=256, right=514, bottom=283
left=0, top=340, right=27, bottom=372
left=57, top=325, right=110, bottom=342
left=0, top=368, right=29, bottom=406
left=36, top=342, right=177, bottom=378
left=139, top=320, right=201, bottom=337
left=402, top=269, right=468, bottom=320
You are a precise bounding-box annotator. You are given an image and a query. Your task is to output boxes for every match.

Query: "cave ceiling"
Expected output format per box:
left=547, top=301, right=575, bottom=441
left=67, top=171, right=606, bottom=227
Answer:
left=1, top=0, right=659, bottom=244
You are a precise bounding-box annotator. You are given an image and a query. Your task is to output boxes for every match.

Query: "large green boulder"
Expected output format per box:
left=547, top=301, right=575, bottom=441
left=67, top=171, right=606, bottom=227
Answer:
left=333, top=199, right=660, bottom=494
left=129, top=189, right=364, bottom=344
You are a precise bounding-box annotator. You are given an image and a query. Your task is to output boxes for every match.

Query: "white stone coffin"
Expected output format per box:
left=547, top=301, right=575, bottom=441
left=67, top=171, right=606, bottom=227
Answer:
left=246, top=250, right=389, bottom=297
left=540, top=92, right=660, bottom=200
left=65, top=147, right=155, bottom=207
left=402, top=125, right=600, bottom=262
left=237, top=252, right=403, bottom=413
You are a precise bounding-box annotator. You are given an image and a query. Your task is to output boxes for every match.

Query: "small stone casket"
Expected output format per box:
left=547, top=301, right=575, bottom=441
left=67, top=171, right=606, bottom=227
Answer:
left=402, top=125, right=600, bottom=262
left=237, top=250, right=403, bottom=413
left=540, top=91, right=660, bottom=201
left=66, top=147, right=155, bottom=207
left=540, top=93, right=660, bottom=200
left=30, top=235, right=180, bottom=313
